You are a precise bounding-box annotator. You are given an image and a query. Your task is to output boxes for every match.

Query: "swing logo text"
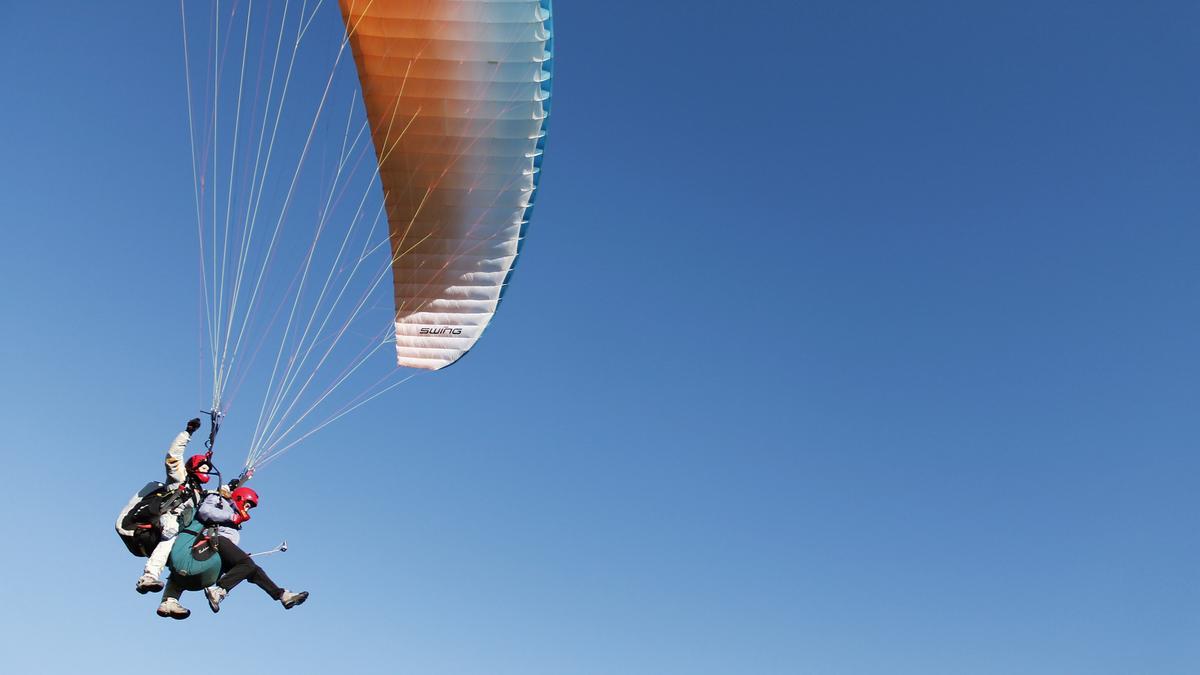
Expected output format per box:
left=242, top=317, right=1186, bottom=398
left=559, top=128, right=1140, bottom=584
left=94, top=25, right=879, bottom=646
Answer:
left=419, top=327, right=464, bottom=335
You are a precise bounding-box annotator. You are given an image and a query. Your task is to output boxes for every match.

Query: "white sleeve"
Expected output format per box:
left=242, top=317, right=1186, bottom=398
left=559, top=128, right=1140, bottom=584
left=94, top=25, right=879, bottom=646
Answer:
left=164, top=431, right=192, bottom=486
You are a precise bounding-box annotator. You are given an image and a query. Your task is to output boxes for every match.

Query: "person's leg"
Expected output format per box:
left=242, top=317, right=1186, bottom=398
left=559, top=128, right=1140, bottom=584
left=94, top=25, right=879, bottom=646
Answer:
left=214, top=537, right=283, bottom=600
left=138, top=512, right=179, bottom=590
left=162, top=576, right=184, bottom=601
left=244, top=565, right=285, bottom=600
left=212, top=537, right=255, bottom=591
left=157, top=576, right=190, bottom=619
left=143, top=537, right=173, bottom=579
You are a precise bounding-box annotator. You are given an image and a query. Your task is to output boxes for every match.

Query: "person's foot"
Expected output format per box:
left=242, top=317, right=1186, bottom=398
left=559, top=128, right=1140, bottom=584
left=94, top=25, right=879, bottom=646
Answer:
left=280, top=590, right=309, bottom=609
left=156, top=598, right=190, bottom=620
left=136, top=574, right=164, bottom=594
left=205, top=586, right=227, bottom=613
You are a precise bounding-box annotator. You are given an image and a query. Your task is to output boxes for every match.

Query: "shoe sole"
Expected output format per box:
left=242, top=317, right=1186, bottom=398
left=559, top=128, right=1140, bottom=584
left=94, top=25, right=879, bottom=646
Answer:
left=156, top=609, right=190, bottom=620
left=207, top=596, right=221, bottom=614
left=137, top=584, right=164, bottom=595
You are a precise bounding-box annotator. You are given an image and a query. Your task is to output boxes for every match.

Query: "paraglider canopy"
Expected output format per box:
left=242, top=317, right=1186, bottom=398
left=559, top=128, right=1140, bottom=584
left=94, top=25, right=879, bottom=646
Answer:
left=340, top=0, right=555, bottom=370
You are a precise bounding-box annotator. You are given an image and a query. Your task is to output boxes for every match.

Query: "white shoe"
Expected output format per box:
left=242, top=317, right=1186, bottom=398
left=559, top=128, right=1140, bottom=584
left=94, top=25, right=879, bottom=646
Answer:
left=136, top=574, right=164, bottom=594
left=280, top=590, right=309, bottom=609
left=205, top=586, right=227, bottom=613
left=156, top=597, right=190, bottom=620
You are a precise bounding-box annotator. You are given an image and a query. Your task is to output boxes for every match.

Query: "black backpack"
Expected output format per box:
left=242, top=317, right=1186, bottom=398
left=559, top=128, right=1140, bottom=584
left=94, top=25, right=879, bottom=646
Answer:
left=119, top=482, right=170, bottom=557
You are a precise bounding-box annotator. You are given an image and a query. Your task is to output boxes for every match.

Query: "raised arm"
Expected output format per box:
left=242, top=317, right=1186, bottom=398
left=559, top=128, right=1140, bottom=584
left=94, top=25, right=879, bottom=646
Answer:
left=164, top=418, right=202, bottom=486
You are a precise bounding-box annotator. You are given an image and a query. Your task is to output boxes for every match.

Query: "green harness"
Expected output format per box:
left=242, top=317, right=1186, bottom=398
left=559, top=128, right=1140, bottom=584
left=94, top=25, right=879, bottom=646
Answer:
left=167, top=517, right=222, bottom=592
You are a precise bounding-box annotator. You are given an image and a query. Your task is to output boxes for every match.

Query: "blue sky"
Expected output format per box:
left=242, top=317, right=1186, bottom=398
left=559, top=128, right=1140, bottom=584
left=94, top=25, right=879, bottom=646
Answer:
left=0, top=2, right=1198, bottom=674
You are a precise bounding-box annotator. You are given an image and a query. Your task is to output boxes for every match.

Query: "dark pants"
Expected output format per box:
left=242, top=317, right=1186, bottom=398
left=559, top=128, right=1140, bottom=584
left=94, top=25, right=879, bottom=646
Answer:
left=215, top=537, right=283, bottom=600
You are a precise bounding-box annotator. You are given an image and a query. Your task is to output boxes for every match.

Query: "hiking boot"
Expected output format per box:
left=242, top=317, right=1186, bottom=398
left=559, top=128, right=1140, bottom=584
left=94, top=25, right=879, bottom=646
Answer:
left=205, top=586, right=227, bottom=613
left=136, top=574, right=164, bottom=594
left=280, top=590, right=309, bottom=609
left=156, top=598, right=190, bottom=620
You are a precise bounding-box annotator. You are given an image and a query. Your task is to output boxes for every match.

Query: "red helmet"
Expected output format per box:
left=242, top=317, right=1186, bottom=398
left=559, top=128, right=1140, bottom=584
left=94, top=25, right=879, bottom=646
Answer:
left=231, top=487, right=259, bottom=513
left=186, top=455, right=213, bottom=484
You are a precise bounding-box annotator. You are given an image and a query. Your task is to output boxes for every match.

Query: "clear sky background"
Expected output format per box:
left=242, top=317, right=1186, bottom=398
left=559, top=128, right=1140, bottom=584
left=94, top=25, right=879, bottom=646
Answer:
left=0, top=2, right=1198, bottom=674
